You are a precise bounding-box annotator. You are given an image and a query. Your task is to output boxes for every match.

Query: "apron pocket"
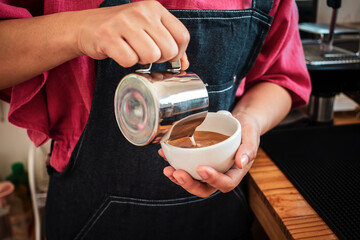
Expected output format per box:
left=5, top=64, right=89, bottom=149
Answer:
left=206, top=77, right=236, bottom=111
left=74, top=191, right=250, bottom=240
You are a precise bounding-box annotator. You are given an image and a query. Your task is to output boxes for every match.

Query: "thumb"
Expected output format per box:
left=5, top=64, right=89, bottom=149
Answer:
left=180, top=52, right=189, bottom=70
left=234, top=126, right=260, bottom=169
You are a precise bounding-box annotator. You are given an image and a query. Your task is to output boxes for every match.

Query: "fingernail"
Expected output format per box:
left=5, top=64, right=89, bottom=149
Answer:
left=241, top=155, right=249, bottom=168
left=198, top=170, right=209, bottom=180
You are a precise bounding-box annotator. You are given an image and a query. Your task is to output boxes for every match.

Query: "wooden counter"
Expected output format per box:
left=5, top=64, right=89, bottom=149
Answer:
left=247, top=109, right=360, bottom=240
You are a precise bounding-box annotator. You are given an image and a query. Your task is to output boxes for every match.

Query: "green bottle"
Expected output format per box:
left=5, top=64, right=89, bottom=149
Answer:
left=6, top=162, right=29, bottom=189
left=6, top=162, right=34, bottom=239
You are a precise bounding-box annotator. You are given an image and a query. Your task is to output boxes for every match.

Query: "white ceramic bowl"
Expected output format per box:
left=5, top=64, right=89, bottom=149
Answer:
left=160, top=111, right=241, bottom=180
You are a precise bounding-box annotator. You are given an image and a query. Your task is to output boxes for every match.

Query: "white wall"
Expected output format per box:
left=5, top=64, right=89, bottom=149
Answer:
left=0, top=101, right=33, bottom=179
left=317, top=0, right=360, bottom=24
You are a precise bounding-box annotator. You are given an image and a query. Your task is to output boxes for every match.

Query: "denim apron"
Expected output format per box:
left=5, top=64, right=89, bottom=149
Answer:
left=45, top=0, right=273, bottom=239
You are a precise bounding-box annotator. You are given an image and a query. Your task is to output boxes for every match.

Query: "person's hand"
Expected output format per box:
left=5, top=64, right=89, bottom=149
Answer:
left=75, top=0, right=190, bottom=69
left=158, top=112, right=261, bottom=198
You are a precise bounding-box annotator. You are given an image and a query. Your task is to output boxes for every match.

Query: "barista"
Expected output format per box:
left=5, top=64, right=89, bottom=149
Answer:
left=0, top=0, right=311, bottom=239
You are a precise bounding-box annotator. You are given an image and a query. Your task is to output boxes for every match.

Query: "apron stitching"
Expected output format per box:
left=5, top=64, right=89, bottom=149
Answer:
left=178, top=16, right=250, bottom=20
left=57, top=130, right=87, bottom=176
left=173, top=9, right=272, bottom=23
left=208, top=85, right=233, bottom=94
left=171, top=9, right=253, bottom=13
left=75, top=201, right=112, bottom=240
left=177, top=16, right=270, bottom=26
left=109, top=195, right=199, bottom=202
left=108, top=191, right=220, bottom=204
left=252, top=12, right=271, bottom=22
left=76, top=191, right=221, bottom=239
left=108, top=194, right=220, bottom=207
left=170, top=9, right=270, bottom=19
left=251, top=16, right=272, bottom=26
left=74, top=197, right=113, bottom=240
left=232, top=190, right=242, bottom=201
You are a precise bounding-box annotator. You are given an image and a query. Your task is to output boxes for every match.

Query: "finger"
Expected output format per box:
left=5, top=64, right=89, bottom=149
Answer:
left=152, top=135, right=163, bottom=143
left=196, top=166, right=245, bottom=193
left=144, top=20, right=179, bottom=63
left=160, top=13, right=190, bottom=62
left=122, top=29, right=161, bottom=64
left=172, top=169, right=216, bottom=198
left=158, top=148, right=167, bottom=161
left=163, top=166, right=179, bottom=185
left=105, top=37, right=139, bottom=68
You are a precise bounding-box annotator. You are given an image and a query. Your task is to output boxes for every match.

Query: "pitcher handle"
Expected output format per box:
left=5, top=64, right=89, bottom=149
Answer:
left=136, top=60, right=181, bottom=74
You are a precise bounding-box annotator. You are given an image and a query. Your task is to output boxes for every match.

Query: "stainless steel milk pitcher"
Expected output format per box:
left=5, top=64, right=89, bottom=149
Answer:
left=114, top=61, right=209, bottom=146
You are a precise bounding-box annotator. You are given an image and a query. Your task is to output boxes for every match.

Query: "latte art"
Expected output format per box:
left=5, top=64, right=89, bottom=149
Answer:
left=167, top=131, right=229, bottom=148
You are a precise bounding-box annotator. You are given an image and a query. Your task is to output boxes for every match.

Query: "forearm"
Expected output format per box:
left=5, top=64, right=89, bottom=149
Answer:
left=0, top=12, right=83, bottom=89
left=0, top=1, right=190, bottom=90
left=232, top=81, right=292, bottom=135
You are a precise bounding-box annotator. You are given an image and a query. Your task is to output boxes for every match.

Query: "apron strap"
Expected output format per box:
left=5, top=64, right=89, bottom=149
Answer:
left=252, top=0, right=273, bottom=15
left=46, top=139, right=59, bottom=176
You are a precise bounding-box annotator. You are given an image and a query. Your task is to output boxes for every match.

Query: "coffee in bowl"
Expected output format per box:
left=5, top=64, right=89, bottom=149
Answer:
left=167, top=131, right=230, bottom=148
left=160, top=111, right=241, bottom=180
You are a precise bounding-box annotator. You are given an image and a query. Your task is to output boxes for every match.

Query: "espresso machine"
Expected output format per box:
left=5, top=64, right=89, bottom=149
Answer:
left=298, top=0, right=360, bottom=123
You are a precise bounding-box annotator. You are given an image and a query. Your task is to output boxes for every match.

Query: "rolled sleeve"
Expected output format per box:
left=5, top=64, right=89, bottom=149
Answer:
left=0, top=1, right=50, bottom=146
left=237, top=0, right=311, bottom=108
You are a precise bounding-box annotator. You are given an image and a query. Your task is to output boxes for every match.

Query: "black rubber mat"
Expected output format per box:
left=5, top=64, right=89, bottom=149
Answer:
left=260, top=124, right=360, bottom=240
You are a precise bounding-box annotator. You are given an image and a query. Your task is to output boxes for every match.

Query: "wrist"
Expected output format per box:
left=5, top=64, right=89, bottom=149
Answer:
left=232, top=109, right=268, bottom=136
left=232, top=82, right=292, bottom=135
left=69, top=12, right=88, bottom=58
left=52, top=11, right=85, bottom=59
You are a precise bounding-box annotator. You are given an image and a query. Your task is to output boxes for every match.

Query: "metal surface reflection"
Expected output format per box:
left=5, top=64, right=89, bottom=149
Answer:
left=114, top=61, right=209, bottom=146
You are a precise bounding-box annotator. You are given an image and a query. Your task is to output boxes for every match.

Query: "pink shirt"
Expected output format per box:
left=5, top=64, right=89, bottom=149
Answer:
left=0, top=0, right=311, bottom=172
